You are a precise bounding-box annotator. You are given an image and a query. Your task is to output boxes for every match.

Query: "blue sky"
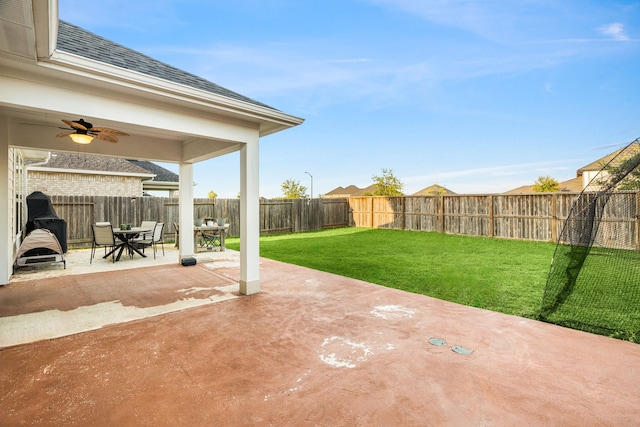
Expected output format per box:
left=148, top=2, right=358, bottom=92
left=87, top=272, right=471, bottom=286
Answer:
left=59, top=0, right=640, bottom=198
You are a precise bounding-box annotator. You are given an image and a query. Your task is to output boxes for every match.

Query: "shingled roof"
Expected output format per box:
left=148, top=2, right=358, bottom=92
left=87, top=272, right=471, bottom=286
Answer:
left=412, top=184, right=456, bottom=196
left=32, top=152, right=151, bottom=175
left=56, top=20, right=276, bottom=111
left=323, top=184, right=378, bottom=198
left=577, top=141, right=640, bottom=175
left=127, top=160, right=178, bottom=182
left=502, top=176, right=583, bottom=195
left=28, top=152, right=178, bottom=181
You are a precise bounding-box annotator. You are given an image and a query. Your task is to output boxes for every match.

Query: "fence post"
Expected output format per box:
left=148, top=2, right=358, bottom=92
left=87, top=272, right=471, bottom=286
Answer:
left=552, top=194, right=558, bottom=243
left=489, top=195, right=494, bottom=238
left=370, top=197, right=374, bottom=229
left=438, top=196, right=444, bottom=233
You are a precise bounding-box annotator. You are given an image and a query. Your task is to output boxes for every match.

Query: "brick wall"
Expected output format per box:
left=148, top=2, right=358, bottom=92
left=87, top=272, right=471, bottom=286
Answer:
left=28, top=171, right=143, bottom=197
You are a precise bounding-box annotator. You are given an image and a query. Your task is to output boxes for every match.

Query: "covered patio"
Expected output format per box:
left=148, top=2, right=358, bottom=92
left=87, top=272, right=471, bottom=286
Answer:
left=1, top=252, right=639, bottom=425
left=0, top=0, right=303, bottom=290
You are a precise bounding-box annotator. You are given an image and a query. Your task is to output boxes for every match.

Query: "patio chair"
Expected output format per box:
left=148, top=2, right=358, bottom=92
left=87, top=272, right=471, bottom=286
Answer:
left=200, top=228, right=222, bottom=250
left=135, top=222, right=165, bottom=259
left=134, top=221, right=157, bottom=240
left=91, top=223, right=116, bottom=264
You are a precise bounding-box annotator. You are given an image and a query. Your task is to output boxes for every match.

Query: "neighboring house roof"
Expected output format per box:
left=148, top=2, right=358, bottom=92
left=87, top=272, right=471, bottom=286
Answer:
left=26, top=153, right=180, bottom=186
left=503, top=144, right=640, bottom=195
left=56, top=21, right=276, bottom=111
left=126, top=160, right=178, bottom=183
left=324, top=186, right=345, bottom=195
left=558, top=176, right=583, bottom=192
left=577, top=141, right=640, bottom=175
left=126, top=159, right=179, bottom=194
left=412, top=184, right=456, bottom=196
left=323, top=185, right=355, bottom=198
left=502, top=178, right=582, bottom=195
left=502, top=185, right=534, bottom=195
left=323, top=184, right=380, bottom=198
left=577, top=147, right=624, bottom=175
left=28, top=152, right=153, bottom=176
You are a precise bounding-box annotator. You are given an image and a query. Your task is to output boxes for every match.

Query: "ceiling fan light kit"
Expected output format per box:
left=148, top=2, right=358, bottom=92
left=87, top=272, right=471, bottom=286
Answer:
left=69, top=133, right=94, bottom=144
left=56, top=119, right=129, bottom=144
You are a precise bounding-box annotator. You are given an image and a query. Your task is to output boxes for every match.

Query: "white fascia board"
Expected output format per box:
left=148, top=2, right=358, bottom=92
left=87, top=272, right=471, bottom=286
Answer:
left=40, top=51, right=304, bottom=131
left=28, top=166, right=155, bottom=179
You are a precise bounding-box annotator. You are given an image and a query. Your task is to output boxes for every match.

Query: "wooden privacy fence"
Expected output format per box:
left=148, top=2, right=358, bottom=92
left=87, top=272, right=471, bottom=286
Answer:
left=50, top=196, right=351, bottom=248
left=348, top=193, right=640, bottom=249
left=48, top=193, right=640, bottom=249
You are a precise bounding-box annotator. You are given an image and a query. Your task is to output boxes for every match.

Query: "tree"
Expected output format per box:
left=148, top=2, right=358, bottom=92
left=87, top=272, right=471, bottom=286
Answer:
left=372, top=168, right=404, bottom=196
left=207, top=190, right=218, bottom=199
left=532, top=176, right=560, bottom=193
left=281, top=179, right=308, bottom=199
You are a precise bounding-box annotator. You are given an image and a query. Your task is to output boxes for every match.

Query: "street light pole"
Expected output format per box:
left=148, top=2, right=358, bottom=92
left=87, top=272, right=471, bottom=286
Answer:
left=305, top=171, right=313, bottom=199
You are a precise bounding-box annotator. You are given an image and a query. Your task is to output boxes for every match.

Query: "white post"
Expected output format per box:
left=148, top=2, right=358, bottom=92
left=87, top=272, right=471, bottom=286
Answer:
left=178, top=162, right=195, bottom=259
left=0, top=119, right=11, bottom=285
left=239, top=139, right=260, bottom=295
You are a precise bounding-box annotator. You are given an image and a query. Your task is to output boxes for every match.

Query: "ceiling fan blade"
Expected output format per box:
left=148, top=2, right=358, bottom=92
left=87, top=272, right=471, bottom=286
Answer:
left=62, top=119, right=88, bottom=131
left=91, top=127, right=129, bottom=136
left=93, top=132, right=119, bottom=143
left=56, top=131, right=73, bottom=137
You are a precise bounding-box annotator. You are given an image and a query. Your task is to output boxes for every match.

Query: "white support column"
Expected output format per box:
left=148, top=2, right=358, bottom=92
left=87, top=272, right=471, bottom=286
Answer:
left=178, top=162, right=195, bottom=259
left=0, top=119, right=11, bottom=285
left=239, top=139, right=260, bottom=295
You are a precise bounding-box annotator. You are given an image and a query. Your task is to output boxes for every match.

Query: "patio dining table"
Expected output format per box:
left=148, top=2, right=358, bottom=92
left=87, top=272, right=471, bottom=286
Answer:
left=104, top=227, right=153, bottom=261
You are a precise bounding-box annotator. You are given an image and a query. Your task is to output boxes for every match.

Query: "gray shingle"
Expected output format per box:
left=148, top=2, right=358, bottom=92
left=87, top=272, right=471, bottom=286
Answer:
left=28, top=153, right=180, bottom=182
left=126, top=160, right=178, bottom=182
left=56, top=21, right=277, bottom=111
left=35, top=152, right=151, bottom=174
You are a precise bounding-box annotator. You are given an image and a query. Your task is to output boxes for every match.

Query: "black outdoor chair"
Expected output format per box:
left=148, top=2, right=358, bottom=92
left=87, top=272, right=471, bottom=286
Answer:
left=200, top=229, right=222, bottom=250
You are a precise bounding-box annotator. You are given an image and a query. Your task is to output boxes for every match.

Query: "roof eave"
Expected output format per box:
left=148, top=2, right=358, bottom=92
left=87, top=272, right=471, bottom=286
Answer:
left=39, top=50, right=304, bottom=136
left=28, top=166, right=155, bottom=178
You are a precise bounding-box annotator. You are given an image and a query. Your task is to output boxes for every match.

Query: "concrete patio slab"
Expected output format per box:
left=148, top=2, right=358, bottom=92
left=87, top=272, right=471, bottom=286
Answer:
left=2, top=247, right=238, bottom=347
left=1, top=254, right=639, bottom=425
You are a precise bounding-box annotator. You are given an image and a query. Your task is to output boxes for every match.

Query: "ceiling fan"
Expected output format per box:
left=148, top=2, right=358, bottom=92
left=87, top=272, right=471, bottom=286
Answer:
left=56, top=119, right=129, bottom=144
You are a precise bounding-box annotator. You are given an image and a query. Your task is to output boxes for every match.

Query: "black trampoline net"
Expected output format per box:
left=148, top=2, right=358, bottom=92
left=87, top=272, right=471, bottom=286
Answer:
left=539, top=139, right=640, bottom=343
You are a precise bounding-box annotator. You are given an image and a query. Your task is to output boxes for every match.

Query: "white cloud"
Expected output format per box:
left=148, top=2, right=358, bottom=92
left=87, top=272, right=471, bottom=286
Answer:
left=598, top=23, right=630, bottom=41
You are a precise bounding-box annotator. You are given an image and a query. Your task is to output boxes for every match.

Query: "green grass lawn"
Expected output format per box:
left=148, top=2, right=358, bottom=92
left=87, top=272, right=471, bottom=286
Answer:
left=227, top=227, right=556, bottom=319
